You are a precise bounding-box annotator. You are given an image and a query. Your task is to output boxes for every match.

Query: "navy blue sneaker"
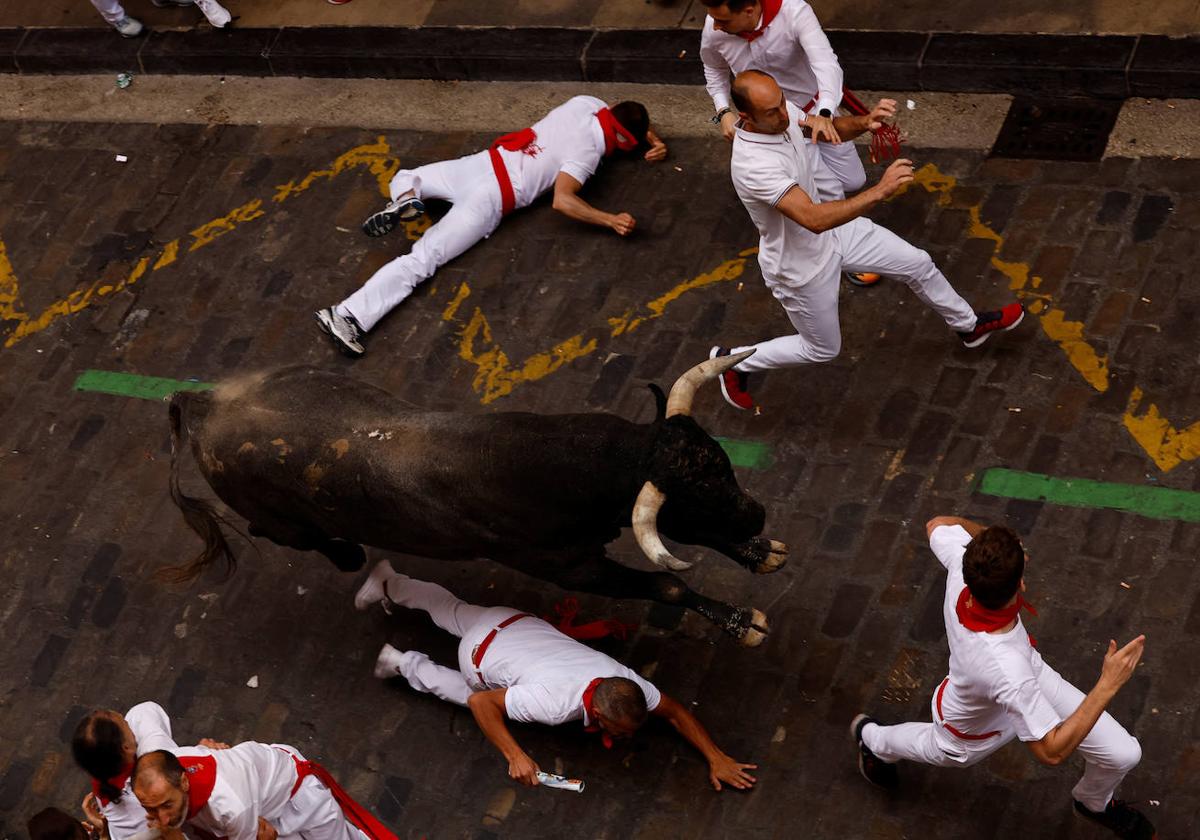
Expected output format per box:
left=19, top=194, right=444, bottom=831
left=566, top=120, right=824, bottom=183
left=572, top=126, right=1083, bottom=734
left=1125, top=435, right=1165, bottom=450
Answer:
left=1073, top=799, right=1156, bottom=839
left=850, top=714, right=898, bottom=789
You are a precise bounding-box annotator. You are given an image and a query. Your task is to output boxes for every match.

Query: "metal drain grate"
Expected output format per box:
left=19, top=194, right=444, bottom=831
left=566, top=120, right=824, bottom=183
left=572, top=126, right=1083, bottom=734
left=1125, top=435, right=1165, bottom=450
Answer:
left=990, top=97, right=1123, bottom=162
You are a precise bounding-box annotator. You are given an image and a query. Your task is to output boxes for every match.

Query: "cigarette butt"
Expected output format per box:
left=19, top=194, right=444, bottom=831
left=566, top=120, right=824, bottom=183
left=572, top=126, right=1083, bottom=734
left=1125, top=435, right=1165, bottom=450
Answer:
left=336, top=226, right=352, bottom=233
left=1140, top=297, right=1151, bottom=302
left=673, top=166, right=683, bottom=172
left=736, top=281, right=744, bottom=291
left=1007, top=407, right=1022, bottom=412
left=754, top=405, right=762, bottom=416
left=677, top=50, right=687, bottom=58
left=1120, top=581, right=1132, bottom=589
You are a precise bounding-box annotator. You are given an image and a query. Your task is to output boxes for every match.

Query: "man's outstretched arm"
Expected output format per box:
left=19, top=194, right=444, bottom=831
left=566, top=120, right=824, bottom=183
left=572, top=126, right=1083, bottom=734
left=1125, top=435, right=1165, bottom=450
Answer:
left=775, top=156, right=912, bottom=234
left=466, top=689, right=541, bottom=786
left=652, top=694, right=757, bottom=791
left=925, top=515, right=986, bottom=539
left=1026, top=636, right=1146, bottom=766
left=552, top=172, right=636, bottom=236
left=826, top=99, right=898, bottom=144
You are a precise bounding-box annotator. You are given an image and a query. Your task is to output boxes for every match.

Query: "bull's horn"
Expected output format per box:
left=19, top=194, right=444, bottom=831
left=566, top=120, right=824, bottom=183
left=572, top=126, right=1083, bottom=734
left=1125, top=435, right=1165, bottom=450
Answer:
left=665, top=349, right=756, bottom=417
left=631, top=481, right=693, bottom=572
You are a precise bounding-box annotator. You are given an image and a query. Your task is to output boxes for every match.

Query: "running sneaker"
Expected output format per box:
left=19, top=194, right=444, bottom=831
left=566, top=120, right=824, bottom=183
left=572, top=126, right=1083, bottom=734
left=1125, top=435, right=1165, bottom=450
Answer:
left=958, top=302, right=1024, bottom=348
left=850, top=714, right=899, bottom=789
left=709, top=346, right=753, bottom=411
left=315, top=307, right=365, bottom=357
left=362, top=195, right=425, bottom=238
left=112, top=16, right=144, bottom=36
left=846, top=272, right=882, bottom=287
left=1072, top=799, right=1156, bottom=839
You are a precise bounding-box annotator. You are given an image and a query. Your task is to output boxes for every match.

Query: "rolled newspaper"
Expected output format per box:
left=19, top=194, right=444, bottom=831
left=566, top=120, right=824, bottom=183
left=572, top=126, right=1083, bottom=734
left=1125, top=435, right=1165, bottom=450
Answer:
left=536, top=771, right=585, bottom=793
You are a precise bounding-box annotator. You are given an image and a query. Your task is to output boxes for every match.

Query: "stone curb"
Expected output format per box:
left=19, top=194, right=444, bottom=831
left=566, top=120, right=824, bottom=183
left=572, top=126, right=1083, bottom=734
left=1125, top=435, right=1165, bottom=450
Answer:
left=1, top=26, right=1197, bottom=99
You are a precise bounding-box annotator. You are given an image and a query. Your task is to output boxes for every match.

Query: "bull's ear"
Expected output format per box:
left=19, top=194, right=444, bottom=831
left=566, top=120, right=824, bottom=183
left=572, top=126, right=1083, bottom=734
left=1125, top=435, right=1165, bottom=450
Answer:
left=646, top=383, right=667, bottom=421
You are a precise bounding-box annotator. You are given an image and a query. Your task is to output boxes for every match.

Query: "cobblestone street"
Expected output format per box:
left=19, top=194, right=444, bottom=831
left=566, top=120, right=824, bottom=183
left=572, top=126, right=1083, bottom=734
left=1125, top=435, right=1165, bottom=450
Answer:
left=0, top=118, right=1197, bottom=838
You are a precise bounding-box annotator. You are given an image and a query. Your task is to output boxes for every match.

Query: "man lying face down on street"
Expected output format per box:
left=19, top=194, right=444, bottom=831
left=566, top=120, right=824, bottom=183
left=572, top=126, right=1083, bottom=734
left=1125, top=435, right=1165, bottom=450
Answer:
left=356, top=561, right=758, bottom=791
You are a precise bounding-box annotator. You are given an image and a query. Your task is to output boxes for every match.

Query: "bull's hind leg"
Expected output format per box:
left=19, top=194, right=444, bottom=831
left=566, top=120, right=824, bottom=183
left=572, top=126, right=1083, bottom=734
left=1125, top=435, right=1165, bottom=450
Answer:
left=247, top=519, right=365, bottom=572
left=549, top=555, right=769, bottom=647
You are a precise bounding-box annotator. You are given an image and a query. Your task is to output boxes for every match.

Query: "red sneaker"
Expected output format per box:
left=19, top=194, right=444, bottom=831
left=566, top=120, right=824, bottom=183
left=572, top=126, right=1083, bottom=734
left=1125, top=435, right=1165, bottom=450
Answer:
left=709, top=346, right=753, bottom=410
left=959, top=302, right=1024, bottom=348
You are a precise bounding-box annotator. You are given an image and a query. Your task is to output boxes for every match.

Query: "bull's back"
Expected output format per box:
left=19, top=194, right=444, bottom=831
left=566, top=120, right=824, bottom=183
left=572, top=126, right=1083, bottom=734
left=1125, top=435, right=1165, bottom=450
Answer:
left=191, top=367, right=645, bottom=555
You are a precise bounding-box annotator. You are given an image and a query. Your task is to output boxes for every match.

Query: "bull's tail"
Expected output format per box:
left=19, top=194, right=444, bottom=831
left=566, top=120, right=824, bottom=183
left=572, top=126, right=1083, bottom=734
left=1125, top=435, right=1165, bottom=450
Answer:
left=161, top=390, right=238, bottom=583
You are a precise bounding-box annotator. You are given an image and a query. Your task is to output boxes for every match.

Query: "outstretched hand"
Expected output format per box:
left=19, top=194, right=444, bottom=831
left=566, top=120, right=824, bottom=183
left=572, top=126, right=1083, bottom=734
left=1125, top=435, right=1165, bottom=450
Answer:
left=805, top=114, right=841, bottom=144
left=708, top=754, right=758, bottom=791
left=868, top=98, right=898, bottom=131
left=875, top=158, right=914, bottom=199
left=644, top=129, right=668, bottom=162
left=609, top=212, right=637, bottom=236
left=1099, top=635, right=1145, bottom=692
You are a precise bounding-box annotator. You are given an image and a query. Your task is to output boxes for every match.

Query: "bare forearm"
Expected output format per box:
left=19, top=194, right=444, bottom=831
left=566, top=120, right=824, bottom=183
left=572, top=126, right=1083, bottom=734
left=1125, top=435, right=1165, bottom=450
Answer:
left=469, top=699, right=526, bottom=762
left=799, top=187, right=881, bottom=232
left=1040, top=682, right=1117, bottom=764
left=929, top=516, right=986, bottom=538
left=552, top=192, right=612, bottom=229
left=658, top=698, right=725, bottom=762
left=832, top=114, right=871, bottom=142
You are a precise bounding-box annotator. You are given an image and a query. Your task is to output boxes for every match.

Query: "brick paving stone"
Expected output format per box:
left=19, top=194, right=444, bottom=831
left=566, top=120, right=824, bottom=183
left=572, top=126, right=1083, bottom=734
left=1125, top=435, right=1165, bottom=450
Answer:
left=1, top=119, right=1198, bottom=839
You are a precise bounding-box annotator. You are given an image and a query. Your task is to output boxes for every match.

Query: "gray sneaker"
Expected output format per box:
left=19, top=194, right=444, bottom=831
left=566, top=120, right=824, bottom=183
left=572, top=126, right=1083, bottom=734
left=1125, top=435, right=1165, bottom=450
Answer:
left=113, top=16, right=144, bottom=37
left=315, top=308, right=365, bottom=357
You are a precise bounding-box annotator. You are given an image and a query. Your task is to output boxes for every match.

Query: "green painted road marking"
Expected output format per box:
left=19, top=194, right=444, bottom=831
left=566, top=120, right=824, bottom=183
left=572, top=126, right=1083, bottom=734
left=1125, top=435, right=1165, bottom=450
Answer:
left=74, top=370, right=214, bottom=401
left=716, top=437, right=772, bottom=470
left=978, top=467, right=1200, bottom=522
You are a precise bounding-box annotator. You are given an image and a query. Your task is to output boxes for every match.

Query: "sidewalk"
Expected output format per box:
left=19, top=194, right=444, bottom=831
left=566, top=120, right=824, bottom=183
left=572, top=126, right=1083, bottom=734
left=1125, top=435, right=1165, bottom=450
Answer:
left=2, top=0, right=1198, bottom=36
left=0, top=0, right=1197, bottom=99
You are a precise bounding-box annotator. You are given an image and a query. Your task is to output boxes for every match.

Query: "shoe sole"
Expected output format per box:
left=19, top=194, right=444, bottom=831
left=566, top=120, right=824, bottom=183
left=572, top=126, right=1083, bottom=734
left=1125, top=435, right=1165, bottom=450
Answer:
left=846, top=273, right=882, bottom=287
left=362, top=211, right=399, bottom=238
left=962, top=308, right=1025, bottom=349
left=353, top=560, right=393, bottom=611
left=314, top=311, right=365, bottom=357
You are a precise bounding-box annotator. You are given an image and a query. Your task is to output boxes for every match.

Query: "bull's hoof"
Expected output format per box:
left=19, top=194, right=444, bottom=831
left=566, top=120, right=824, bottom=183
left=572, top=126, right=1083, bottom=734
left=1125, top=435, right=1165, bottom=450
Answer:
left=738, top=608, right=770, bottom=647
left=754, top=540, right=788, bottom=574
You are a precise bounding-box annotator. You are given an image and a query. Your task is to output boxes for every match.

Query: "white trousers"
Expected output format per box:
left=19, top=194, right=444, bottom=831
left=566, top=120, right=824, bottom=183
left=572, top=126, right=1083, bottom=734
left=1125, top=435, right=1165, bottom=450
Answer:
left=272, top=750, right=368, bottom=840
left=732, top=216, right=977, bottom=373
left=90, top=0, right=126, bottom=24
left=816, top=139, right=866, bottom=197
left=339, top=152, right=504, bottom=332
left=862, top=661, right=1142, bottom=813
left=378, top=572, right=518, bottom=707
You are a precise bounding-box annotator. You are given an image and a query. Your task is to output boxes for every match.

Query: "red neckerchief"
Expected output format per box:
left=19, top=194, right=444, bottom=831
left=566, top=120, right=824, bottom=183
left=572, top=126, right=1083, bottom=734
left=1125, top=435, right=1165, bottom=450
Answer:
left=581, top=677, right=614, bottom=749
left=595, top=109, right=639, bottom=156
left=491, top=127, right=537, bottom=154
left=736, top=0, right=783, bottom=42
left=89, top=763, right=134, bottom=807
left=178, top=755, right=218, bottom=819
left=955, top=587, right=1038, bottom=646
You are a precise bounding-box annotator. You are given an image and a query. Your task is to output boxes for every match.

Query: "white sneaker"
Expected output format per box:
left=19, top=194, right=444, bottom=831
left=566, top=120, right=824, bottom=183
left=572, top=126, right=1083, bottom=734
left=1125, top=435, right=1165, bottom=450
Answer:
left=195, top=0, right=232, bottom=27
left=354, top=560, right=403, bottom=613
left=373, top=644, right=407, bottom=680
left=113, top=16, right=144, bottom=37
left=315, top=307, right=365, bottom=357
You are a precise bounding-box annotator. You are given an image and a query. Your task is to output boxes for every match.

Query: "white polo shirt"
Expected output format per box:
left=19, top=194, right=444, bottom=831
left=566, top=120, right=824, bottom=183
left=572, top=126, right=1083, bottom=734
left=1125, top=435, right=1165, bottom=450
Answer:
left=501, top=95, right=608, bottom=210
left=187, top=742, right=301, bottom=840
left=930, top=525, right=1062, bottom=742
left=472, top=614, right=661, bottom=726
left=700, top=0, right=844, bottom=115
left=731, top=101, right=842, bottom=288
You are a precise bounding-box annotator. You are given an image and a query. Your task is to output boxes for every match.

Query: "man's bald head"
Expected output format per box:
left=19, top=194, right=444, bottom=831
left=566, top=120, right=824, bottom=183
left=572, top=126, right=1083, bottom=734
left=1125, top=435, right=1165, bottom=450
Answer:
left=133, top=751, right=189, bottom=830
left=730, top=70, right=792, bottom=135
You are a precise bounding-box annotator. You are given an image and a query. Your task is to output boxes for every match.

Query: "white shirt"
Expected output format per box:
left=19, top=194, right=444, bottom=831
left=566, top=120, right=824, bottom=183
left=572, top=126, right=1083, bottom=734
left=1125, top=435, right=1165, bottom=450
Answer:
left=730, top=101, right=841, bottom=288
left=931, top=525, right=1062, bottom=742
left=478, top=615, right=661, bottom=727
left=101, top=703, right=179, bottom=840
left=501, top=95, right=608, bottom=210
left=188, top=742, right=300, bottom=840
left=700, top=0, right=844, bottom=115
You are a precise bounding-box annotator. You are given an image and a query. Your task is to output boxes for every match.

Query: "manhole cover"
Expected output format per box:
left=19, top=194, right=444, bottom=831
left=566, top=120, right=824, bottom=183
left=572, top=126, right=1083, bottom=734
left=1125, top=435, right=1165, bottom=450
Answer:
left=990, top=97, right=1123, bottom=162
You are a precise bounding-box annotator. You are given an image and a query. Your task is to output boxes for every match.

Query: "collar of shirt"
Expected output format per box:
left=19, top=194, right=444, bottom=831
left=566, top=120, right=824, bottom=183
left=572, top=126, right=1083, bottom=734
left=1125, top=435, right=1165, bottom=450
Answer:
left=735, top=125, right=790, bottom=144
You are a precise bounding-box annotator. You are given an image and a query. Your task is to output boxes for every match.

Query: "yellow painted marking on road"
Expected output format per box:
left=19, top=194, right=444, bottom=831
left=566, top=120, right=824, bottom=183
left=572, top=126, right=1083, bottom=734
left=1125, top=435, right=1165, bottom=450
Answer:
left=1124, top=388, right=1200, bottom=472
left=272, top=136, right=399, bottom=203
left=0, top=138, right=398, bottom=349
left=441, top=282, right=471, bottom=321
left=188, top=199, right=265, bottom=252
left=1037, top=308, right=1110, bottom=392
left=153, top=239, right=180, bottom=271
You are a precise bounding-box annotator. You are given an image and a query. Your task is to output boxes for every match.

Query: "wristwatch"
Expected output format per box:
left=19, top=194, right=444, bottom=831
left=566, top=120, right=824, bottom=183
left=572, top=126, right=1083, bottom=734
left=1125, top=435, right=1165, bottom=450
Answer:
left=818, top=108, right=832, bottom=118
left=711, top=106, right=734, bottom=125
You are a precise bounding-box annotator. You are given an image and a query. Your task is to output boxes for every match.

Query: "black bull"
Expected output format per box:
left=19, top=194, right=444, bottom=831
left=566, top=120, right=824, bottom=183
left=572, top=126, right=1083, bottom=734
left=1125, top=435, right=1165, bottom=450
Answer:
left=166, top=358, right=786, bottom=645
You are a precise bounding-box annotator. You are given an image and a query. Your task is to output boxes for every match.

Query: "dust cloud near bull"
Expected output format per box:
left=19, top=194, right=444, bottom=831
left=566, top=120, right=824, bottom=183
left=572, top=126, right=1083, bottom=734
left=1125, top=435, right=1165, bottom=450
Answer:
left=165, top=352, right=786, bottom=645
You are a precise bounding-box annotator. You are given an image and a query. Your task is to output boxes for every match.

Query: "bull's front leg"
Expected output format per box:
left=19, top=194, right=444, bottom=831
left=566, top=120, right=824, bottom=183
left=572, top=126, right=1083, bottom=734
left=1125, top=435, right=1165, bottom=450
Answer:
left=708, top=537, right=788, bottom=575
left=554, top=557, right=770, bottom=647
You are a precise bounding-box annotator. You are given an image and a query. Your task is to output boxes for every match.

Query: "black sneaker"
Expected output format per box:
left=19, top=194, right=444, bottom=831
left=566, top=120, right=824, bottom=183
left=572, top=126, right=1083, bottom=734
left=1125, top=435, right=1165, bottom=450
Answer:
left=1073, top=799, right=1156, bottom=839
left=315, top=307, right=365, bottom=357
left=362, top=195, right=425, bottom=238
left=850, top=714, right=898, bottom=789
left=958, top=302, right=1024, bottom=348
left=709, top=346, right=753, bottom=411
